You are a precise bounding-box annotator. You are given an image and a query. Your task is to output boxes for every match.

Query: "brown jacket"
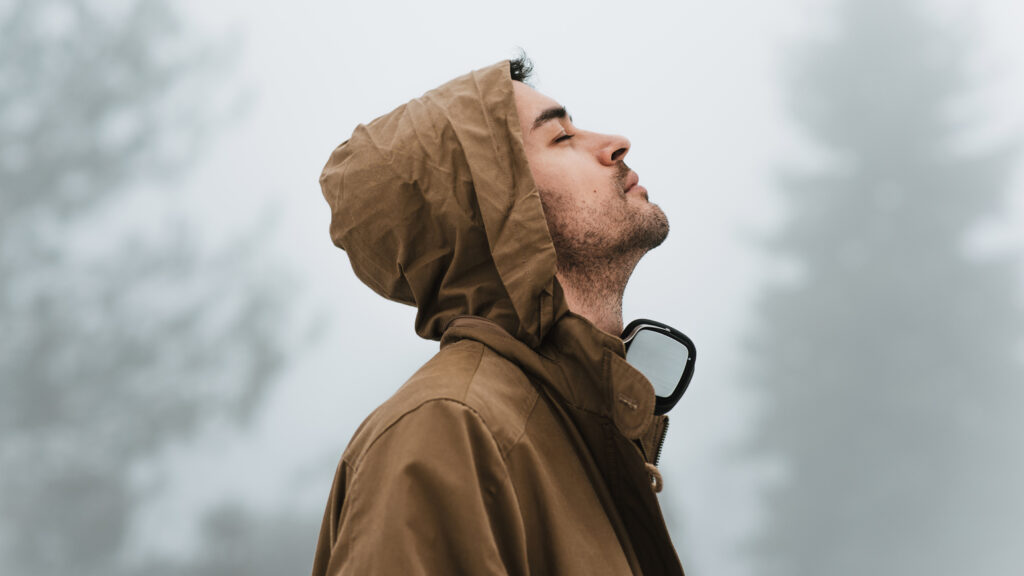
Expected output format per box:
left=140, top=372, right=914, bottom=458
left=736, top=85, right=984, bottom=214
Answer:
left=314, top=60, right=683, bottom=575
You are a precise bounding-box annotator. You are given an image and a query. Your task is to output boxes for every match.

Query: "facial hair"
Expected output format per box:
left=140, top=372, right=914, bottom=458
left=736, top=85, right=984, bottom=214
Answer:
left=611, top=162, right=670, bottom=254
left=540, top=163, right=669, bottom=275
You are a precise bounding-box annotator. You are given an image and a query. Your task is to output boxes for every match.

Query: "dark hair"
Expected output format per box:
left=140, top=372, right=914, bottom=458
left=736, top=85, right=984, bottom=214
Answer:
left=509, top=50, right=534, bottom=84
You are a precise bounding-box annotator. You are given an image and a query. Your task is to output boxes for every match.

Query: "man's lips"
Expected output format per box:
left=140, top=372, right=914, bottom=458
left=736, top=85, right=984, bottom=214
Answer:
left=622, top=171, right=639, bottom=191
left=623, top=171, right=647, bottom=197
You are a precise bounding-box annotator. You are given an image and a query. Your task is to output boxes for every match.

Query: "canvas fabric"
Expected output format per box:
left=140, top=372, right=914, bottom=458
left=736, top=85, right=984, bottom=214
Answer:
left=313, top=60, right=683, bottom=576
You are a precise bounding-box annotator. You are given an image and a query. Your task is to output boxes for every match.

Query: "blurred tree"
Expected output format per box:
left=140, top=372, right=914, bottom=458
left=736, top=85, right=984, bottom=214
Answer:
left=743, top=0, right=1023, bottom=574
left=0, top=1, right=287, bottom=574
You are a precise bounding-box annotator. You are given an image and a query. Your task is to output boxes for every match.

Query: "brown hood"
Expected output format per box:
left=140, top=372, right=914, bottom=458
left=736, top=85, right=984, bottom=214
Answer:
left=319, top=60, right=567, bottom=348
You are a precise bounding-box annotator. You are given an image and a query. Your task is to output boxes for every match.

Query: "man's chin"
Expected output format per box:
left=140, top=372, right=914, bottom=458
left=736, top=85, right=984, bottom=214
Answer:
left=646, top=203, right=670, bottom=247
left=627, top=203, right=669, bottom=253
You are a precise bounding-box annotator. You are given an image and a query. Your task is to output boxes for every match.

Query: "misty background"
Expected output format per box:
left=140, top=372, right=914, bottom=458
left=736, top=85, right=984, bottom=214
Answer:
left=2, top=0, right=1022, bottom=574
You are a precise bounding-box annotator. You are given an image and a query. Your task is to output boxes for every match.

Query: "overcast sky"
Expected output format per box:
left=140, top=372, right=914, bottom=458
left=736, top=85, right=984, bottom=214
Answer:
left=127, top=1, right=1024, bottom=573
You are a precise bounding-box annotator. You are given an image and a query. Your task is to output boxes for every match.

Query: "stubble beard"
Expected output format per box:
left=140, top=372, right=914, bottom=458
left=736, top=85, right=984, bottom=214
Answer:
left=540, top=164, right=670, bottom=278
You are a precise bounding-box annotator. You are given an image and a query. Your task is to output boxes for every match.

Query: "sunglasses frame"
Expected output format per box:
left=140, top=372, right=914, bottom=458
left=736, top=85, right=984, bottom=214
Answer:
left=621, top=318, right=697, bottom=415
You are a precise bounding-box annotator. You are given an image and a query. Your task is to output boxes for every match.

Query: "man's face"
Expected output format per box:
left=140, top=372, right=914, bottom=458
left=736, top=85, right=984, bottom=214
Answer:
left=512, top=81, right=669, bottom=271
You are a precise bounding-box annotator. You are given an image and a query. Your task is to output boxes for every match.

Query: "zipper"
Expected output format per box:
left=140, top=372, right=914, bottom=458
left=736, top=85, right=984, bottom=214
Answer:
left=653, top=416, right=669, bottom=466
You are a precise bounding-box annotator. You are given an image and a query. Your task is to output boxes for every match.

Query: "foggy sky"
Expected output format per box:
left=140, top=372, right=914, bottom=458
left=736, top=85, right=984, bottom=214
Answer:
left=41, top=0, right=1024, bottom=574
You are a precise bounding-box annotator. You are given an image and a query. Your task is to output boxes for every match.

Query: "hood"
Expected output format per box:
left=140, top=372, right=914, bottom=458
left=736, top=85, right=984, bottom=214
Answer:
left=320, top=60, right=567, bottom=348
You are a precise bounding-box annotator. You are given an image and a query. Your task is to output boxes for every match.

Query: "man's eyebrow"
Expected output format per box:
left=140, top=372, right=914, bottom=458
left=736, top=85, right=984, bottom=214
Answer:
left=531, top=106, right=570, bottom=131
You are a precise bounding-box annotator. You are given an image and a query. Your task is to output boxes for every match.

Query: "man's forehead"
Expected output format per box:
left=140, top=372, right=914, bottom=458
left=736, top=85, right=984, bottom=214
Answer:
left=512, top=81, right=560, bottom=108
left=512, top=81, right=569, bottom=133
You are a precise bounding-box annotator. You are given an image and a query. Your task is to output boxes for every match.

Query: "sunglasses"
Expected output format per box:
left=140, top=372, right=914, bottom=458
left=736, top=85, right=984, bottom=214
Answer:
left=621, top=318, right=697, bottom=415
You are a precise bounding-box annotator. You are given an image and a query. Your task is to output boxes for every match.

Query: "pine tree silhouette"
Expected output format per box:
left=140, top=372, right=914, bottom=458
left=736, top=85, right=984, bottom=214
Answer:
left=0, top=1, right=287, bottom=574
left=744, top=1, right=1024, bottom=574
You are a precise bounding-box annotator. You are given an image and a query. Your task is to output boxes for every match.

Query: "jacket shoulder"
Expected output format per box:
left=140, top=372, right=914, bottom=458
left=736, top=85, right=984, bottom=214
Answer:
left=344, top=339, right=539, bottom=464
left=316, top=393, right=531, bottom=575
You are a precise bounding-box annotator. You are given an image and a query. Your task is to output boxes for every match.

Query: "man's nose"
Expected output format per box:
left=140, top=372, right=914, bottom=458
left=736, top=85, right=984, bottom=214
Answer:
left=595, top=132, right=631, bottom=166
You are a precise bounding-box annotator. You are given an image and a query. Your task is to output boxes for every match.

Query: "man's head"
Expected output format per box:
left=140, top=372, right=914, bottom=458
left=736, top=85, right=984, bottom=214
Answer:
left=322, top=57, right=664, bottom=343
left=509, top=58, right=669, bottom=280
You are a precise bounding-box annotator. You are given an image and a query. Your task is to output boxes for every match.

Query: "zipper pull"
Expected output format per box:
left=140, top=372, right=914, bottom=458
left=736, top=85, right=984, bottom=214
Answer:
left=645, top=462, right=664, bottom=493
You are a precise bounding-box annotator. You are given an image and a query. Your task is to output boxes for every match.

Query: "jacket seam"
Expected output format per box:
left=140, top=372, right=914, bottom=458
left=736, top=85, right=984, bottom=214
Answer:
left=347, top=343, right=488, bottom=472
left=502, top=389, right=541, bottom=460
left=340, top=399, right=515, bottom=507
left=335, top=398, right=517, bottom=564
left=470, top=344, right=542, bottom=460
left=346, top=397, right=506, bottom=474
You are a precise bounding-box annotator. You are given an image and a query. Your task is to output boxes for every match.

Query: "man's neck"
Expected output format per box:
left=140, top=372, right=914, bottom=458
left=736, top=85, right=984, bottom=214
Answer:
left=556, top=256, right=640, bottom=337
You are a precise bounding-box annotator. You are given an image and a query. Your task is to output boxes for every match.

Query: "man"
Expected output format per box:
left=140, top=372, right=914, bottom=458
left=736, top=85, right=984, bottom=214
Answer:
left=314, top=56, right=683, bottom=575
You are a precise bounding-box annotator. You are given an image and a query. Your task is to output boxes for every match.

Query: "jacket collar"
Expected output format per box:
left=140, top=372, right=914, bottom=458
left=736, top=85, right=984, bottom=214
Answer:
left=441, top=314, right=656, bottom=440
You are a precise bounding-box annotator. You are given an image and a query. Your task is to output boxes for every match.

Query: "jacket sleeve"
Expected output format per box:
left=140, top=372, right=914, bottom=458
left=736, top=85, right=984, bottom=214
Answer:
left=317, top=399, right=529, bottom=576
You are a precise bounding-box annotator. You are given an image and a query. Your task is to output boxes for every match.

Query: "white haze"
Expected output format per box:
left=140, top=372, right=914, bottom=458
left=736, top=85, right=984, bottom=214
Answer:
left=106, top=0, right=1024, bottom=574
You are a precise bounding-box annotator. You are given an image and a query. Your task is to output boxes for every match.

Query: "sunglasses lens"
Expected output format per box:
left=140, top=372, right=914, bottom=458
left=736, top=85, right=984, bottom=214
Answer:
left=625, top=327, right=691, bottom=398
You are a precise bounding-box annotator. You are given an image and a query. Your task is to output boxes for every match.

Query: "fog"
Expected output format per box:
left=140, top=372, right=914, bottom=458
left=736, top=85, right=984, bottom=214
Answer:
left=2, top=0, right=1022, bottom=574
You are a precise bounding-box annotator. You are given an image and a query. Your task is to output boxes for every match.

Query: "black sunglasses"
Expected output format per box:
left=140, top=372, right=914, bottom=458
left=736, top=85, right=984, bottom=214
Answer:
left=621, top=318, right=697, bottom=415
